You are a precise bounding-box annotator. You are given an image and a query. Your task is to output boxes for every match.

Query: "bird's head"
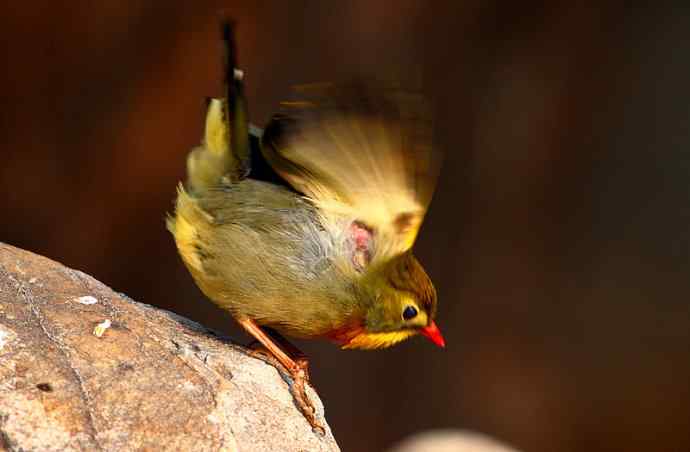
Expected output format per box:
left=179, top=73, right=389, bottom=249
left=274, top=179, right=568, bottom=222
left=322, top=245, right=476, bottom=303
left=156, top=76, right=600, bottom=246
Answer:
left=341, top=252, right=444, bottom=349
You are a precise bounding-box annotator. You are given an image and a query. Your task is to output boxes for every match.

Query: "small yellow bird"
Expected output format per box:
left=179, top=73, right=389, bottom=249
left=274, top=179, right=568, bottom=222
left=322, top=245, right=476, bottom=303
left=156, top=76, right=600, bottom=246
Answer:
left=167, top=21, right=443, bottom=430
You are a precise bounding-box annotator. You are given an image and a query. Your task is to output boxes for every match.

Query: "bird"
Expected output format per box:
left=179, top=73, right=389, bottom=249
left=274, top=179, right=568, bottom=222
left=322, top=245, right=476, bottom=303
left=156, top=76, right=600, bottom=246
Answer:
left=167, top=21, right=444, bottom=431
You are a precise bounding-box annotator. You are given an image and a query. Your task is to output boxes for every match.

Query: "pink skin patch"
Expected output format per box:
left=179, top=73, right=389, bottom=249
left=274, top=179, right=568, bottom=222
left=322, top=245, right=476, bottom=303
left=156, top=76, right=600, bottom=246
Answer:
left=350, top=222, right=371, bottom=248
left=349, top=221, right=373, bottom=270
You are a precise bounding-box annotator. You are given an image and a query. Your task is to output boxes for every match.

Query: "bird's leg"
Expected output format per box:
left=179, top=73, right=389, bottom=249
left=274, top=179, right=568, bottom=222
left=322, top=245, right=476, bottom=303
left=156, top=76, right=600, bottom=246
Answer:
left=237, top=318, right=323, bottom=433
left=261, top=327, right=310, bottom=380
left=245, top=327, right=309, bottom=377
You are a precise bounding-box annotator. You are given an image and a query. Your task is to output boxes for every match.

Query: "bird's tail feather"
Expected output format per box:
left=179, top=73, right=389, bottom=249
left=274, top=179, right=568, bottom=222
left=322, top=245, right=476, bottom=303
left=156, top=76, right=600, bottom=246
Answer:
left=185, top=20, right=250, bottom=194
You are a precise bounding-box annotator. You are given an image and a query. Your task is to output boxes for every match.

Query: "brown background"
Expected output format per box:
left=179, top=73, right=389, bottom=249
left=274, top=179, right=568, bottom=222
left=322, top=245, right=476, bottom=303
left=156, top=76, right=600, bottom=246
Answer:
left=1, top=2, right=689, bottom=451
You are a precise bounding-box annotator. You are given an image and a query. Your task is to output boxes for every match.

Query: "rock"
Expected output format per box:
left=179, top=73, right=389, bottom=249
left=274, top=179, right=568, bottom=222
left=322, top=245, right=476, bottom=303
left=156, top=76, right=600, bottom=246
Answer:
left=0, top=242, right=339, bottom=452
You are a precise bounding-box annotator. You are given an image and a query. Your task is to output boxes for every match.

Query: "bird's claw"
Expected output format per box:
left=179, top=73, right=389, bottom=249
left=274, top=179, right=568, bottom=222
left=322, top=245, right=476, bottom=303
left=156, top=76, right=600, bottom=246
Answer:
left=290, top=369, right=325, bottom=434
left=246, top=347, right=324, bottom=433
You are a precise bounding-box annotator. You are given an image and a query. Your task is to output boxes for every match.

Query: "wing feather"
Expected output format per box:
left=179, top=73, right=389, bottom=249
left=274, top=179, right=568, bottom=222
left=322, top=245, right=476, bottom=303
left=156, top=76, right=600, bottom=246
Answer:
left=261, top=81, right=439, bottom=260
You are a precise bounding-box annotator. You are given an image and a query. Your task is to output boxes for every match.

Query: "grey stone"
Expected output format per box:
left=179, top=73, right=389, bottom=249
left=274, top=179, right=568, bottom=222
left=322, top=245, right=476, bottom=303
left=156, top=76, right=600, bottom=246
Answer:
left=0, top=242, right=339, bottom=452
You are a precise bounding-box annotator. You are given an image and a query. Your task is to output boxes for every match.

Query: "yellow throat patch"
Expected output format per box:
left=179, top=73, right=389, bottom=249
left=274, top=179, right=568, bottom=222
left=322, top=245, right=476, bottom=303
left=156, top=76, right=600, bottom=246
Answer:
left=341, top=330, right=417, bottom=350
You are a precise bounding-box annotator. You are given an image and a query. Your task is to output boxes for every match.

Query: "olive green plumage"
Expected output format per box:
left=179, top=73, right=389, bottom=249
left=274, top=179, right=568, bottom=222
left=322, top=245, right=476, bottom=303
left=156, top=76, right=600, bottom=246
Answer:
left=167, top=57, right=440, bottom=348
left=169, top=177, right=361, bottom=338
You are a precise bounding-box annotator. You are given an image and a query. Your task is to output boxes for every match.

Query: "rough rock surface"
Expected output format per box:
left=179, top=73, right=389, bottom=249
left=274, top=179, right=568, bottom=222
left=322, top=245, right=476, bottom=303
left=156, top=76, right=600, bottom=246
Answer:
left=0, top=242, right=338, bottom=452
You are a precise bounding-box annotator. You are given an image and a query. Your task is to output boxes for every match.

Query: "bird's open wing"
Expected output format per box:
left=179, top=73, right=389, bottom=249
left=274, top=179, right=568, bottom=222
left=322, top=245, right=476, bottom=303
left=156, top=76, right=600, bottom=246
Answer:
left=261, top=81, right=439, bottom=262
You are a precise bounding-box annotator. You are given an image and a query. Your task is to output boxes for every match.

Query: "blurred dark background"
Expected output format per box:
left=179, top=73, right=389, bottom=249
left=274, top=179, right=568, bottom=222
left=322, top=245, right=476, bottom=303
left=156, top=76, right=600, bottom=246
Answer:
left=2, top=2, right=689, bottom=451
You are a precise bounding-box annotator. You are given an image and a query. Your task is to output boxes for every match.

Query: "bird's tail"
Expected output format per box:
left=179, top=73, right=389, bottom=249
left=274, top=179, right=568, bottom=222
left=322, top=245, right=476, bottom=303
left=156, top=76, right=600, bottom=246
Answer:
left=185, top=20, right=250, bottom=194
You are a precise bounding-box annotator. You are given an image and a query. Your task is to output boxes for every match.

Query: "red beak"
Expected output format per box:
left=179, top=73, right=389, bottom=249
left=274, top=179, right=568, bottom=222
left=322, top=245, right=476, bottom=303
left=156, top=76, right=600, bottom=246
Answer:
left=420, top=321, right=445, bottom=348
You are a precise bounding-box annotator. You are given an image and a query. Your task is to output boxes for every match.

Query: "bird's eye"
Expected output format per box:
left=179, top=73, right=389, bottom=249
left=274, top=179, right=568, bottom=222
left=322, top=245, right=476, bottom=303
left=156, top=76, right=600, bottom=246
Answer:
left=402, top=305, right=418, bottom=320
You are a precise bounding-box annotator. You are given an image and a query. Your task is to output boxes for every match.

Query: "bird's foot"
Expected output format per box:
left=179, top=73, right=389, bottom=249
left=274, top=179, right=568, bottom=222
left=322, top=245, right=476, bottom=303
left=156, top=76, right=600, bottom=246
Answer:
left=247, top=346, right=323, bottom=433
left=288, top=365, right=323, bottom=434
